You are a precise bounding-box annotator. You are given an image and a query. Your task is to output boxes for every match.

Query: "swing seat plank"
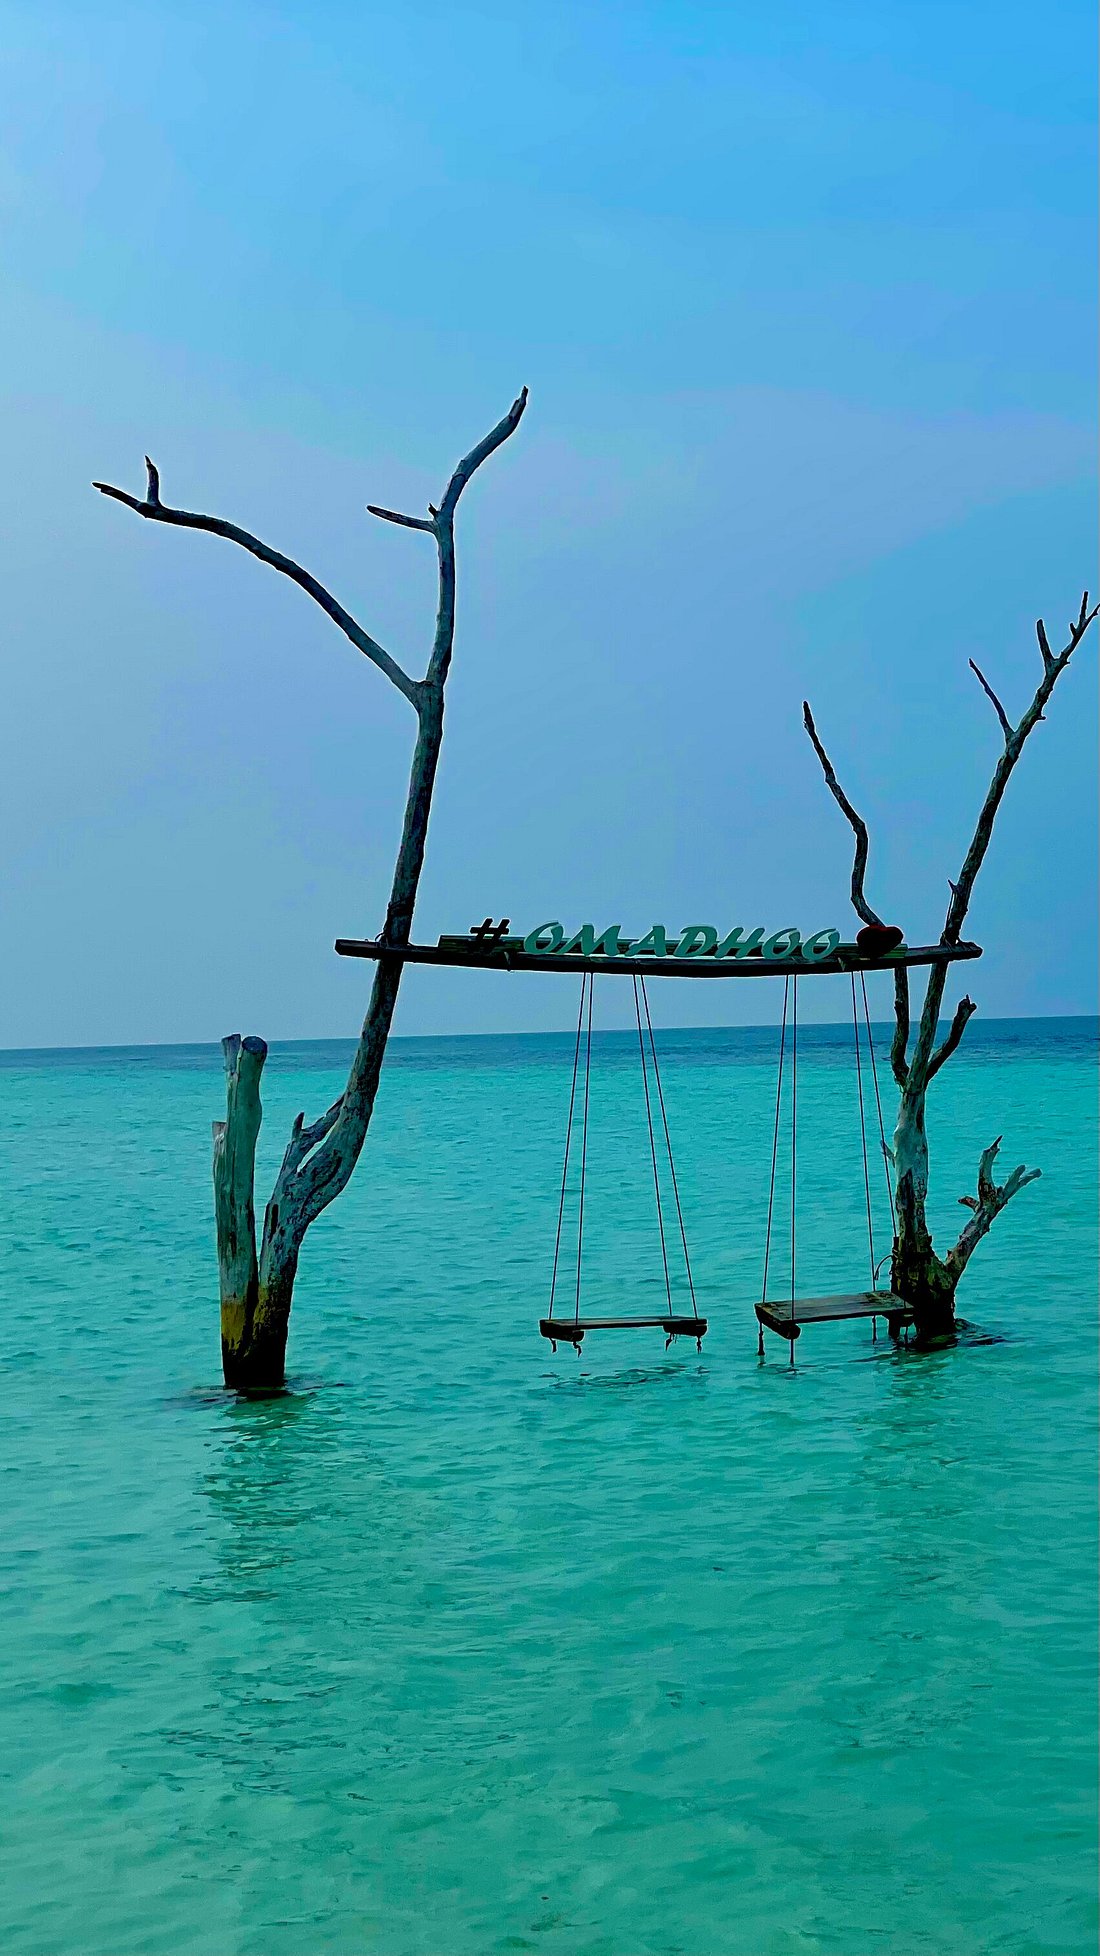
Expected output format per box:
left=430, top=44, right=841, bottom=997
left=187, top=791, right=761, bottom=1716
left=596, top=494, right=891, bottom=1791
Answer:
left=540, top=1315, right=708, bottom=1344
left=755, top=1290, right=911, bottom=1334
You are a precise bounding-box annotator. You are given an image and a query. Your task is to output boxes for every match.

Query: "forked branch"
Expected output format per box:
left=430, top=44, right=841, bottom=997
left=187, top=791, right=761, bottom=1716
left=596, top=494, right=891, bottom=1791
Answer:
left=439, top=386, right=529, bottom=519
left=926, top=994, right=977, bottom=1081
left=276, top=1097, right=345, bottom=1181
left=94, top=459, right=422, bottom=707
left=260, top=390, right=529, bottom=1230
left=944, top=593, right=1097, bottom=948
left=365, top=387, right=529, bottom=536
left=94, top=387, right=533, bottom=727
left=909, top=591, right=1097, bottom=1082
left=948, top=1136, right=1040, bottom=1275
left=99, top=388, right=530, bottom=1390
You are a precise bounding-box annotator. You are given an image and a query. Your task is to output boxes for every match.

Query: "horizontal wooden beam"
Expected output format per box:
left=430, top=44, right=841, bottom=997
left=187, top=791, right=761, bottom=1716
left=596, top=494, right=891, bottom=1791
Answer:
left=334, top=936, right=983, bottom=979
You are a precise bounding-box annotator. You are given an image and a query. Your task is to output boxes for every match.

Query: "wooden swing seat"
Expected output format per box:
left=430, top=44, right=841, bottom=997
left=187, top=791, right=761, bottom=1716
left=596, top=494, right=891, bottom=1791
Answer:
left=540, top=1315, right=708, bottom=1347
left=755, top=1290, right=912, bottom=1339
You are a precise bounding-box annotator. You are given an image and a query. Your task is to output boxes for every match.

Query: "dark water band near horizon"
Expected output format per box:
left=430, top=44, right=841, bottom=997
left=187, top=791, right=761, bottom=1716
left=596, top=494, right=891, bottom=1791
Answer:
left=1, top=1016, right=1096, bottom=1955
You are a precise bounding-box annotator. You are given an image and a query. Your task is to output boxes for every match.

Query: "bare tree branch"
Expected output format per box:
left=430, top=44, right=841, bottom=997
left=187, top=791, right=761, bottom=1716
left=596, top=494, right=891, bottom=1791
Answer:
left=93, top=466, right=423, bottom=708
left=968, top=660, right=1013, bottom=742
left=800, top=590, right=1092, bottom=1337
left=944, top=594, right=1097, bottom=946
left=269, top=389, right=530, bottom=1240
left=908, top=593, right=1098, bottom=1085
left=365, top=385, right=528, bottom=536
left=801, top=701, right=883, bottom=928
left=801, top=699, right=910, bottom=1082
left=926, top=994, right=977, bottom=1081
left=101, top=388, right=531, bottom=1387
left=890, top=968, right=910, bottom=1089
left=275, top=1097, right=345, bottom=1181
left=947, top=1135, right=1040, bottom=1275
left=419, top=387, right=530, bottom=703
left=367, top=505, right=435, bottom=533
left=439, top=387, right=529, bottom=520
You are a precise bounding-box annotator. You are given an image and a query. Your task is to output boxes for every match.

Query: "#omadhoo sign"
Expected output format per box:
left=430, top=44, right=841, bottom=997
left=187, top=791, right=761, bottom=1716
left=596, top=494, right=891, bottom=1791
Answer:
left=522, top=923, right=844, bottom=961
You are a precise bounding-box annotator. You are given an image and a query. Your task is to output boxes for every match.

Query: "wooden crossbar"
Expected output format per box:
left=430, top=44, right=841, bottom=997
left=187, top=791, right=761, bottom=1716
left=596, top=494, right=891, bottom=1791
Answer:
left=335, top=937, right=982, bottom=980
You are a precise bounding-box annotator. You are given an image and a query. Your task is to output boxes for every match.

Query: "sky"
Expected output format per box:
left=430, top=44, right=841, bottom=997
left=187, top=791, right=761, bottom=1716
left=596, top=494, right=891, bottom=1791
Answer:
left=1, top=0, right=1096, bottom=1048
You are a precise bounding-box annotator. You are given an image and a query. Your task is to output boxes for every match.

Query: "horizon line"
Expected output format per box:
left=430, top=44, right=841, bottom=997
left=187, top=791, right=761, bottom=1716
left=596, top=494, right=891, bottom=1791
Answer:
left=2, top=1011, right=1097, bottom=1061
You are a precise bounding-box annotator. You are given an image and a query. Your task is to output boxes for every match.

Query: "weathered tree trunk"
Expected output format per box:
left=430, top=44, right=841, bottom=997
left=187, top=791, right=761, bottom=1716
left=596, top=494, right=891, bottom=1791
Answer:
left=212, top=1031, right=312, bottom=1391
left=247, top=1240, right=301, bottom=1393
left=887, top=1030, right=964, bottom=1340
left=212, top=1034, right=268, bottom=1385
left=890, top=1063, right=1043, bottom=1343
left=891, top=1088, right=958, bottom=1340
left=802, top=590, right=1095, bottom=1347
left=97, top=391, right=528, bottom=1390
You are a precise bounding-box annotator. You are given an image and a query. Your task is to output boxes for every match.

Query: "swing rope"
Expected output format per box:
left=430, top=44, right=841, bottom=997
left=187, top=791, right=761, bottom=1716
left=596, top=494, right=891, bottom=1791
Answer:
left=760, top=974, right=790, bottom=1313
left=632, top=975, right=674, bottom=1315
left=573, top=973, right=595, bottom=1324
left=757, top=971, right=898, bottom=1359
left=548, top=973, right=698, bottom=1335
left=547, top=970, right=589, bottom=1320
left=789, top=976, right=798, bottom=1362
left=860, top=972, right=897, bottom=1241
left=850, top=973, right=877, bottom=1290
left=638, top=975, right=699, bottom=1315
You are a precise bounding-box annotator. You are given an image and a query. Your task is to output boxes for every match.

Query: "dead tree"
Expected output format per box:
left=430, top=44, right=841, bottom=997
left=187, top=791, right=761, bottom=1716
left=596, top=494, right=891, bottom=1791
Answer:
left=95, top=389, right=528, bottom=1390
left=803, top=592, right=1097, bottom=1342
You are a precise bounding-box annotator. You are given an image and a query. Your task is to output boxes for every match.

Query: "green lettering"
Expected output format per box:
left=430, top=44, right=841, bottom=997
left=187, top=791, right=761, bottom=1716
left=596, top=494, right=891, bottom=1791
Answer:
left=676, top=925, right=718, bottom=957
left=523, top=921, right=565, bottom=953
left=714, top=926, right=765, bottom=959
left=802, top=928, right=841, bottom=962
left=632, top=924, right=669, bottom=957
left=559, top=923, right=622, bottom=956
left=762, top=927, right=801, bottom=960
left=560, top=925, right=594, bottom=955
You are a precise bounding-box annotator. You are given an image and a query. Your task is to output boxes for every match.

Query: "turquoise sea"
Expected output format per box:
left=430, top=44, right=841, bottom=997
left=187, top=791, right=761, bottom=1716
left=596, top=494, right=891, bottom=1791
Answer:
left=1, top=1017, right=1096, bottom=1956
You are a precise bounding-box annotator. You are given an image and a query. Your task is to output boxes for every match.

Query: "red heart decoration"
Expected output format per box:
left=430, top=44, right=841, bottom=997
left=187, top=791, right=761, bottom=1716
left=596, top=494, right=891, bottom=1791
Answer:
left=855, top=924, right=905, bottom=957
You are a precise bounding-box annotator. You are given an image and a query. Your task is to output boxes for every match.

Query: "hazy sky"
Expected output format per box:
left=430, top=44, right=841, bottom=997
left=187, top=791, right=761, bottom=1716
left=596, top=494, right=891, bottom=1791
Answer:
left=2, top=0, right=1095, bottom=1048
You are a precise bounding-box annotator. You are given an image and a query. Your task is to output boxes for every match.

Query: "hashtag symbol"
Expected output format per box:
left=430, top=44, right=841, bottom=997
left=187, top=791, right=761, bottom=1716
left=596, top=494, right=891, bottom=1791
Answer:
left=468, top=917, right=511, bottom=945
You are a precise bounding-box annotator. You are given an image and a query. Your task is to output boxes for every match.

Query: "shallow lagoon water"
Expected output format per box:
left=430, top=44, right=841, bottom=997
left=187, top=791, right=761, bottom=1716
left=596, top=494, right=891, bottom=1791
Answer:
left=1, top=1018, right=1096, bottom=1955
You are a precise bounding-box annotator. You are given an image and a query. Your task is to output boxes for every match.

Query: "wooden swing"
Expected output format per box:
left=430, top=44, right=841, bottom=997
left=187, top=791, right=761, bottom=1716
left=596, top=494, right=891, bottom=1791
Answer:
left=538, top=971, right=708, bottom=1352
left=754, top=970, right=912, bottom=1359
left=335, top=916, right=978, bottom=1361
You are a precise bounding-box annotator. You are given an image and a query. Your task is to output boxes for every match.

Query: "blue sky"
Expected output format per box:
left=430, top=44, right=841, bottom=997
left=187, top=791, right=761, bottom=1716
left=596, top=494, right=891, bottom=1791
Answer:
left=2, top=0, right=1095, bottom=1045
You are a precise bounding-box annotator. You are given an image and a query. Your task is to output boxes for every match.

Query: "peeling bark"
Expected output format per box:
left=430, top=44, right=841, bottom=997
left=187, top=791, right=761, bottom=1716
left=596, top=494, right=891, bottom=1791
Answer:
left=99, top=392, right=528, bottom=1389
left=212, top=1034, right=267, bottom=1383
left=947, top=1137, right=1041, bottom=1280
